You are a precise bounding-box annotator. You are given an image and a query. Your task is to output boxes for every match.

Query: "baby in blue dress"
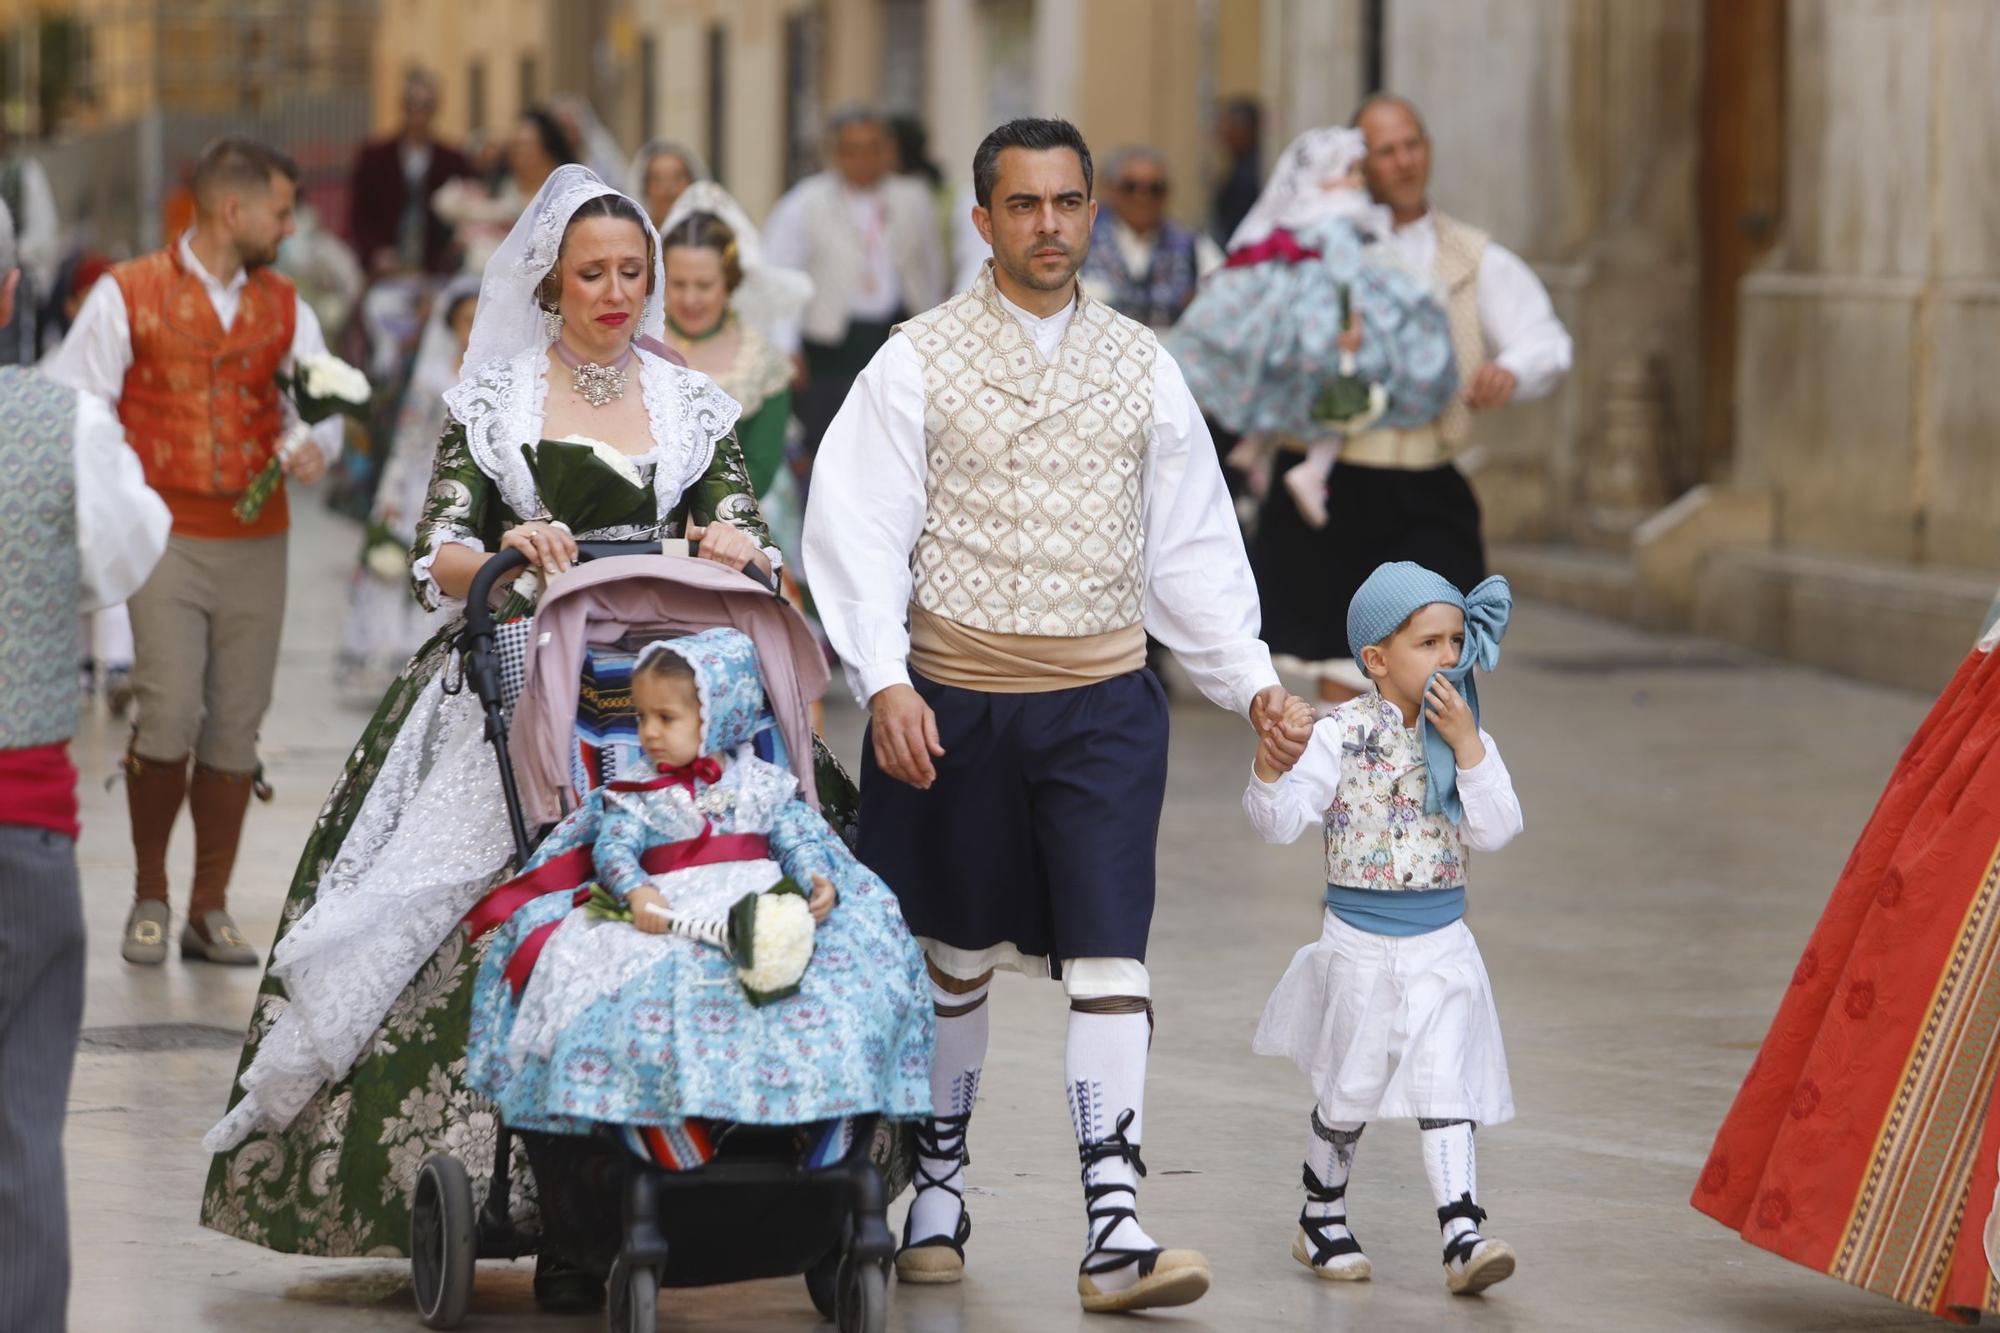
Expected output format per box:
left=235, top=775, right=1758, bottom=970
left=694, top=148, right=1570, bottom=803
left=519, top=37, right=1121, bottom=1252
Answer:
left=466, top=627, right=933, bottom=1163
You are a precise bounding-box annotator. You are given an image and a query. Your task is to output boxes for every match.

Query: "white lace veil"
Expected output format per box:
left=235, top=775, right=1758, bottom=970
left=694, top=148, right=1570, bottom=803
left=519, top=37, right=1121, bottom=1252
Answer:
left=456, top=164, right=665, bottom=373
left=1226, top=126, right=1391, bottom=251
left=660, top=180, right=814, bottom=338
left=442, top=164, right=741, bottom=524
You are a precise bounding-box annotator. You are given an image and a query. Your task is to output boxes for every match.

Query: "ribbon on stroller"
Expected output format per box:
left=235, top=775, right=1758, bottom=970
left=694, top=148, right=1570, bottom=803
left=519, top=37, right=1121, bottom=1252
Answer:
left=465, top=823, right=772, bottom=996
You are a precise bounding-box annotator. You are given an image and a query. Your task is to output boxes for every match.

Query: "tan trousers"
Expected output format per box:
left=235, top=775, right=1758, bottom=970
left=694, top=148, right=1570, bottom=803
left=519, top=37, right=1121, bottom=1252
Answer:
left=125, top=533, right=288, bottom=772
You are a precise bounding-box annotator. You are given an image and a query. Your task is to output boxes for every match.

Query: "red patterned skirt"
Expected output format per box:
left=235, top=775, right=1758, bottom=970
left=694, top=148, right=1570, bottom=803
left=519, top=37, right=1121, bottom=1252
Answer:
left=1695, top=646, right=2000, bottom=1323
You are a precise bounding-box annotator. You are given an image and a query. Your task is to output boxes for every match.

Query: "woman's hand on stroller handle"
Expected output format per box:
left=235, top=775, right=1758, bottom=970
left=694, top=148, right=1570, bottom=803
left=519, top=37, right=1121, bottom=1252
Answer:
left=501, top=520, right=578, bottom=575
left=684, top=520, right=770, bottom=581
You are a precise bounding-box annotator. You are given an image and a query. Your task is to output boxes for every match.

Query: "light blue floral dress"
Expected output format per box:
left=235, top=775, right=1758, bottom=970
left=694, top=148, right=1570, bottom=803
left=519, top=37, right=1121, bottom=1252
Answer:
left=1167, top=214, right=1458, bottom=436
left=465, top=629, right=933, bottom=1133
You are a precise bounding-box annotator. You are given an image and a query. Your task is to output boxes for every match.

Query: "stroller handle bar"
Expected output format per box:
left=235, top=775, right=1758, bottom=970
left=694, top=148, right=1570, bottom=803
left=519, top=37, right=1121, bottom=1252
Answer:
left=463, top=538, right=779, bottom=659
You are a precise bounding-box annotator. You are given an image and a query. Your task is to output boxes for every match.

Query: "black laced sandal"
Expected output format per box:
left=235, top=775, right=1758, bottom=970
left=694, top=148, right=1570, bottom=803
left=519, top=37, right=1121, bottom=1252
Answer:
left=1293, top=1162, right=1371, bottom=1280
left=894, top=1111, right=973, bottom=1284
left=1438, top=1193, right=1515, bottom=1295
left=1074, top=1110, right=1210, bottom=1313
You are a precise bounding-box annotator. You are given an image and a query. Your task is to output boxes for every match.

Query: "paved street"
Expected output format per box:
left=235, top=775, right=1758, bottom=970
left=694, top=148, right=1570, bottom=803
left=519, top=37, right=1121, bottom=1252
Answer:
left=62, top=497, right=1951, bottom=1332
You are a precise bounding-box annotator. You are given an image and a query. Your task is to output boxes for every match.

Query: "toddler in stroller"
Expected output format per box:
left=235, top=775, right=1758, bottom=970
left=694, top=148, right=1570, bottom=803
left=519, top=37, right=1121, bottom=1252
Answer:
left=414, top=551, right=932, bottom=1333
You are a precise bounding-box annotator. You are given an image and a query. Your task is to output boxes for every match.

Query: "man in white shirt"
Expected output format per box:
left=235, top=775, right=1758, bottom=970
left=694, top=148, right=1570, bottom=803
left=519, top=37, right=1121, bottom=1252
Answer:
left=1077, top=146, right=1224, bottom=332
left=804, top=117, right=1297, bottom=1314
left=47, top=136, right=342, bottom=969
left=763, top=105, right=945, bottom=462
left=1274, top=93, right=1573, bottom=702
left=0, top=194, right=170, bottom=1333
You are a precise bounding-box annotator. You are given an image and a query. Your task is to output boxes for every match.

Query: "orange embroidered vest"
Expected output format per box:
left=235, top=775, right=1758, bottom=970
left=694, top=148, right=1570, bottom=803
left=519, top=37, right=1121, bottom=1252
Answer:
left=113, top=248, right=297, bottom=538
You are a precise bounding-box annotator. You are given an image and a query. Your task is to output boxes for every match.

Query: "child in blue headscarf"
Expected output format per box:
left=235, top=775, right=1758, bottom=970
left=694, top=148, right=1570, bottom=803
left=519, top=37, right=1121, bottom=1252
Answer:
left=1243, top=562, right=1524, bottom=1295
left=465, top=627, right=933, bottom=1169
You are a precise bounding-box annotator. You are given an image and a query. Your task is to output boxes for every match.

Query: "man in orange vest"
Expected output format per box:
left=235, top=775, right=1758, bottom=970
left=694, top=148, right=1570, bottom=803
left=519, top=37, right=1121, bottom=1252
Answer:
left=48, top=136, right=343, bottom=967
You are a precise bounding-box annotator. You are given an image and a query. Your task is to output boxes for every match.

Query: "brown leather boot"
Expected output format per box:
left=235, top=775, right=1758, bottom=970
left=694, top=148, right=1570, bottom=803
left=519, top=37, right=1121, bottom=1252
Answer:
left=125, top=750, right=188, bottom=905
left=184, top=764, right=259, bottom=965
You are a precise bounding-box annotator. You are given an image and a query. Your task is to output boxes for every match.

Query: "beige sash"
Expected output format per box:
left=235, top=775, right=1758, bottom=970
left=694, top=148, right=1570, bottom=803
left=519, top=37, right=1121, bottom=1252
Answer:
left=907, top=605, right=1147, bottom=693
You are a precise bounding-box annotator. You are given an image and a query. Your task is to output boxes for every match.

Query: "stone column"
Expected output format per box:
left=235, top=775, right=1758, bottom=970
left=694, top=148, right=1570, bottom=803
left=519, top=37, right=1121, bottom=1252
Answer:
left=1735, top=0, right=2000, bottom=571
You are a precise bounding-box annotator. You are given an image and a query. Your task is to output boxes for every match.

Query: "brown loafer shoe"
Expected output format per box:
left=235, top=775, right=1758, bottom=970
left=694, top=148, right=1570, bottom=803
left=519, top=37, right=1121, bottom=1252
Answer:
left=181, top=910, right=259, bottom=965
left=122, top=899, right=170, bottom=966
left=1077, top=1248, right=1211, bottom=1313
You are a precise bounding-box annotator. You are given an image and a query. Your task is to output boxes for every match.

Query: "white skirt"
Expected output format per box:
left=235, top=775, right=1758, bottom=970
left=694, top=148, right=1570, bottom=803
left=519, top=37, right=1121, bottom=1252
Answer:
left=1253, top=909, right=1514, bottom=1125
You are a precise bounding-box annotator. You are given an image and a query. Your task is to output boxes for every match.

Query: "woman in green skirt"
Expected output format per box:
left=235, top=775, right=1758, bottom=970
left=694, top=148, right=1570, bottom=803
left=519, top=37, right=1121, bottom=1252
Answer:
left=199, top=167, right=863, bottom=1267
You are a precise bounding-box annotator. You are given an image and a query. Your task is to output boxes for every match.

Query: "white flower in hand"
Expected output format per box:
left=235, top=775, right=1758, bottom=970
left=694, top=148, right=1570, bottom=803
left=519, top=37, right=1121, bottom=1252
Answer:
left=299, top=353, right=370, bottom=405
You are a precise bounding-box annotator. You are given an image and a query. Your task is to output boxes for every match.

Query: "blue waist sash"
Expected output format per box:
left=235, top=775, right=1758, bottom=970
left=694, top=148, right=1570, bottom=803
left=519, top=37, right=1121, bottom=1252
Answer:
left=1324, top=884, right=1466, bottom=937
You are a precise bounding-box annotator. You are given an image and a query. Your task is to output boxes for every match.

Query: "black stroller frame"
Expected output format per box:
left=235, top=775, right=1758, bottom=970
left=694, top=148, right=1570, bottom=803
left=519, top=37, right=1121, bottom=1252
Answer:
left=408, top=542, right=896, bottom=1333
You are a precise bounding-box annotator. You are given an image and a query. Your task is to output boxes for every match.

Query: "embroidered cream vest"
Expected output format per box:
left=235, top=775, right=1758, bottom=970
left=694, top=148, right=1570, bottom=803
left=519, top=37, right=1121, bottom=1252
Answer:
left=1322, top=694, right=1470, bottom=892
left=1431, top=213, right=1490, bottom=446
left=898, top=268, right=1156, bottom=638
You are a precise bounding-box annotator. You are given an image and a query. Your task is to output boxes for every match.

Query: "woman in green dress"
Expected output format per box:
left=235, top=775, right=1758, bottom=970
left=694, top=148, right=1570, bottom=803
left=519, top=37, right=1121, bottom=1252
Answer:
left=199, top=166, right=859, bottom=1261
left=659, top=180, right=815, bottom=561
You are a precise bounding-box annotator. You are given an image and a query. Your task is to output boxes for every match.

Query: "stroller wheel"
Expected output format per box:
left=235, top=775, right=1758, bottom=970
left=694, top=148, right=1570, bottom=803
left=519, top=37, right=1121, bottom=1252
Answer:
left=606, top=1258, right=658, bottom=1333
left=410, top=1153, right=476, bottom=1329
left=837, top=1255, right=888, bottom=1333
left=805, top=1247, right=840, bottom=1318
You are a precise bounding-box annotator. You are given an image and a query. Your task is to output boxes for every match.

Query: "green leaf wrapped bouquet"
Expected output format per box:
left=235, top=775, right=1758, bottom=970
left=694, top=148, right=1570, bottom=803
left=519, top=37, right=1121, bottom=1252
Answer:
left=586, top=878, right=818, bottom=1007
left=1311, top=284, right=1390, bottom=435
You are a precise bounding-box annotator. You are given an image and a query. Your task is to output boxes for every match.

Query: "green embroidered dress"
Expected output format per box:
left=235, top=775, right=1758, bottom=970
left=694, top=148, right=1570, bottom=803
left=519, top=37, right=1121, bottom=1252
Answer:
left=200, top=347, right=859, bottom=1255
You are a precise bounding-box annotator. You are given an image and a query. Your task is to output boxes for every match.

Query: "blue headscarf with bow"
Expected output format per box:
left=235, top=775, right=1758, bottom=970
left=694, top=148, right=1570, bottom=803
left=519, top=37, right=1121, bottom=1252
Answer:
left=1345, top=563, right=1513, bottom=823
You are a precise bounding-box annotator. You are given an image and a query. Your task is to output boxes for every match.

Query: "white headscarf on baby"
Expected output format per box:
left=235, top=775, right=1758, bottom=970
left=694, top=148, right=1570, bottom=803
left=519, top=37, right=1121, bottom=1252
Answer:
left=1226, top=125, right=1391, bottom=252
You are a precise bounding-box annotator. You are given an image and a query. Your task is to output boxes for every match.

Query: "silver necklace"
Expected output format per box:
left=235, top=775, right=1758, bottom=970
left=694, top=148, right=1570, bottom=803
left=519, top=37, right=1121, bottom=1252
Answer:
left=551, top=339, right=634, bottom=408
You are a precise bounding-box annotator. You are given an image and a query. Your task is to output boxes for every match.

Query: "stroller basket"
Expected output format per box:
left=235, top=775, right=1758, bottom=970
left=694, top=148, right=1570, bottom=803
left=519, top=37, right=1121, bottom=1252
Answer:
left=410, top=542, right=894, bottom=1333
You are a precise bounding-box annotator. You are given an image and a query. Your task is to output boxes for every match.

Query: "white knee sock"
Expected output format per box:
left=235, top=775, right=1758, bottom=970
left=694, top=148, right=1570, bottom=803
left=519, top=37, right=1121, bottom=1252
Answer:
left=905, top=976, right=988, bottom=1246
left=1066, top=1007, right=1160, bottom=1292
left=1300, top=1109, right=1365, bottom=1264
left=1419, top=1118, right=1485, bottom=1269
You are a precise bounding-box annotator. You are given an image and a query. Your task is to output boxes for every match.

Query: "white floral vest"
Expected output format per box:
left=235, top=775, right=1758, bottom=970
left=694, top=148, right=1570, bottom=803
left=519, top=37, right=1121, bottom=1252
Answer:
left=1323, top=693, right=1470, bottom=891
left=898, top=268, right=1156, bottom=637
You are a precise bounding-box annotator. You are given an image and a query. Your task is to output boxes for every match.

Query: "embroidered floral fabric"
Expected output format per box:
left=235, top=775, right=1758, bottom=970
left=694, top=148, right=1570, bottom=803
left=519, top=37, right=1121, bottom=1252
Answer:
left=467, top=753, right=933, bottom=1131
left=1322, top=694, right=1470, bottom=891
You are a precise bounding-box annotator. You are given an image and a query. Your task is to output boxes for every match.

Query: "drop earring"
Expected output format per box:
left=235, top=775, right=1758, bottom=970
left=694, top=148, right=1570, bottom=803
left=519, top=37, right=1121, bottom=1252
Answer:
left=541, top=302, right=563, bottom=340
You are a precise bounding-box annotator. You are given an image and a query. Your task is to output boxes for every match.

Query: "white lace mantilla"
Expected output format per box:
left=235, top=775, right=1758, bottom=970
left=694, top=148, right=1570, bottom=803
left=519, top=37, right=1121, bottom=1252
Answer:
left=440, top=346, right=741, bottom=526
left=205, top=676, right=515, bottom=1151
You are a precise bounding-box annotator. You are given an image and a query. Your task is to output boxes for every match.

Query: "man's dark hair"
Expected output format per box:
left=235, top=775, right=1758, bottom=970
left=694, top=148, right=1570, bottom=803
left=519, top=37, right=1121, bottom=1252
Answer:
left=972, top=117, right=1093, bottom=210
left=191, top=136, right=298, bottom=211
left=520, top=106, right=582, bottom=170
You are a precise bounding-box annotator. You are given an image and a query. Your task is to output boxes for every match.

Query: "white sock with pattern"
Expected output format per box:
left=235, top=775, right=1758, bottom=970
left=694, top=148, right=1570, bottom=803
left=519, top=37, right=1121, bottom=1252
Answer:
left=1067, top=1007, right=1160, bottom=1293
left=1420, top=1118, right=1485, bottom=1271
left=1300, top=1110, right=1366, bottom=1269
left=905, top=976, right=987, bottom=1248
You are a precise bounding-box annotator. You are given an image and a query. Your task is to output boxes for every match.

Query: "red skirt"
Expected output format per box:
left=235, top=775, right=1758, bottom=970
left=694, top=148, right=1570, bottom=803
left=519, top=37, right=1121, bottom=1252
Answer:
left=1695, top=646, right=2000, bottom=1322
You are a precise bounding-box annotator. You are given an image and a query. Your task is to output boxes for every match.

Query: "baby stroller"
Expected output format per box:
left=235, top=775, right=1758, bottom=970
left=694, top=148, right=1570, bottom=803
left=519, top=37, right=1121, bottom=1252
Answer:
left=408, top=541, right=898, bottom=1333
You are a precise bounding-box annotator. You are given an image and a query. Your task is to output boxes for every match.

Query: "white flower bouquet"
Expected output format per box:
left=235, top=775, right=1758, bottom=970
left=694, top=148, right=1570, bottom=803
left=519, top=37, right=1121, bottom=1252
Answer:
left=726, top=882, right=817, bottom=1006
left=236, top=352, right=372, bottom=523
left=360, top=520, right=409, bottom=583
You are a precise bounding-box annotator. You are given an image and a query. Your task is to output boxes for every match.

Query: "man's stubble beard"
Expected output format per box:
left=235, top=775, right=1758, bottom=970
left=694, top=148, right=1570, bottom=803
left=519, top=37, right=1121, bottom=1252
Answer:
left=996, top=239, right=1083, bottom=294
